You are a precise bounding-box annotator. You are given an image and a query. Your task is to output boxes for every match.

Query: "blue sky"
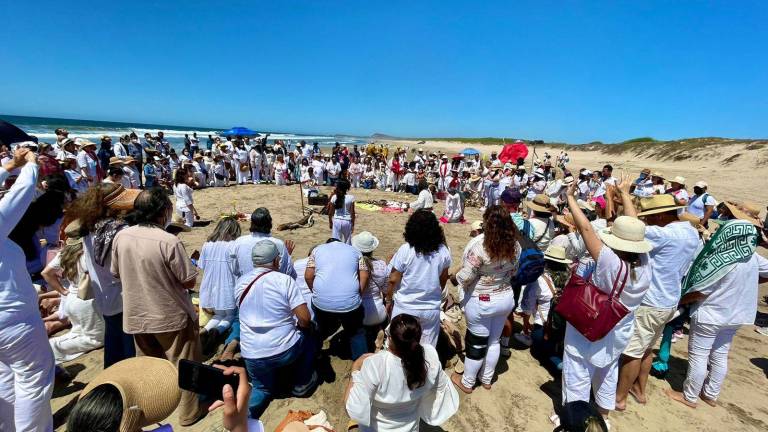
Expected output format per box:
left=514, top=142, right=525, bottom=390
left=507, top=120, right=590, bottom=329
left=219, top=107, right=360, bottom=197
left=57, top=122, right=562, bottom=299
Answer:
left=1, top=1, right=766, bottom=142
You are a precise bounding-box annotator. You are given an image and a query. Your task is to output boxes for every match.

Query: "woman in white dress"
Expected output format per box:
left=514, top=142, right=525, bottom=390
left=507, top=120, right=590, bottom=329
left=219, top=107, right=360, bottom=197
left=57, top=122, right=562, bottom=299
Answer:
left=352, top=232, right=388, bottom=349
left=173, top=170, right=198, bottom=227
left=41, top=220, right=105, bottom=366
left=558, top=180, right=652, bottom=425
left=387, top=210, right=452, bottom=347
left=328, top=179, right=355, bottom=244
left=345, top=314, right=459, bottom=432
left=273, top=154, right=288, bottom=186
left=440, top=187, right=464, bottom=223
left=235, top=143, right=250, bottom=185
left=450, top=206, right=518, bottom=393
left=197, top=217, right=241, bottom=337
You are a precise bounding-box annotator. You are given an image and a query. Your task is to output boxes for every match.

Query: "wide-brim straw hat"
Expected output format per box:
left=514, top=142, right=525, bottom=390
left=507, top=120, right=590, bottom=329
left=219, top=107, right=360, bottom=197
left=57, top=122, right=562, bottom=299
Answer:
left=724, top=201, right=762, bottom=226
left=76, top=138, right=97, bottom=150
left=597, top=216, right=652, bottom=253
left=527, top=194, right=555, bottom=212
left=352, top=231, right=380, bottom=253
left=64, top=219, right=83, bottom=245
left=80, top=357, right=180, bottom=432
left=576, top=199, right=595, bottom=212
left=169, top=215, right=192, bottom=232
left=670, top=176, right=686, bottom=185
left=544, top=245, right=572, bottom=264
left=651, top=172, right=664, bottom=179
left=103, top=184, right=141, bottom=211
left=637, top=194, right=686, bottom=216
left=109, top=157, right=124, bottom=166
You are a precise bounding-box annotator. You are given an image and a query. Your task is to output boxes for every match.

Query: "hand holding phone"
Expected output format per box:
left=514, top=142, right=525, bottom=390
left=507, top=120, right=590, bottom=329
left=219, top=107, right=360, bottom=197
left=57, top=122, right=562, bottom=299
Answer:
left=178, top=359, right=240, bottom=401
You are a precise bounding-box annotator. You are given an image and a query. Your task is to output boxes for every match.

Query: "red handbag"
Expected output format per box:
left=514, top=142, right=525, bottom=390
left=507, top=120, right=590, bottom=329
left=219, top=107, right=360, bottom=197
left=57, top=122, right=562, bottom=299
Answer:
left=554, top=261, right=630, bottom=342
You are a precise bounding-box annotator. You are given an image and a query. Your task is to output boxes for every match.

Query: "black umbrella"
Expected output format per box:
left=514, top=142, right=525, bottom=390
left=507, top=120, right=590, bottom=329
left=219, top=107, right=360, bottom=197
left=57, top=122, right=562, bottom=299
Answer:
left=0, top=119, right=35, bottom=146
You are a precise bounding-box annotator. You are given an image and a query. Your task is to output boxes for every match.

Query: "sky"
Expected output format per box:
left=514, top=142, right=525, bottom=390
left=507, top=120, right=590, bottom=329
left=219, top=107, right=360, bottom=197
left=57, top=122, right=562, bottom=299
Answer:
left=1, top=1, right=767, bottom=143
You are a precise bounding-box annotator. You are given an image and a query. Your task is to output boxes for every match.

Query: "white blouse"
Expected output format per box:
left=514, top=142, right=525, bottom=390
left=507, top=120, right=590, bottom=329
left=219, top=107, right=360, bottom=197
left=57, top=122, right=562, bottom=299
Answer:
left=346, top=345, right=459, bottom=432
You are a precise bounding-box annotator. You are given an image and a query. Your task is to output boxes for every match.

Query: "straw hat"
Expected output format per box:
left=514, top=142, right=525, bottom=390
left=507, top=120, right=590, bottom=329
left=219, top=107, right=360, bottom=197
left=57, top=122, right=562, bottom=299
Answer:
left=169, top=215, right=192, bottom=232
left=527, top=194, right=555, bottom=213
left=470, top=220, right=483, bottom=231
left=352, top=231, right=380, bottom=253
left=670, top=176, right=686, bottom=185
left=80, top=357, right=181, bottom=432
left=562, top=176, right=575, bottom=186
left=723, top=201, right=762, bottom=226
left=544, top=245, right=572, bottom=264
left=694, top=180, right=708, bottom=189
left=64, top=219, right=84, bottom=246
left=109, top=157, right=124, bottom=166
left=637, top=194, right=686, bottom=216
left=597, top=216, right=652, bottom=253
left=103, top=184, right=141, bottom=211
left=576, top=199, right=595, bottom=212
left=651, top=172, right=664, bottom=179
left=469, top=173, right=481, bottom=182
left=124, top=156, right=136, bottom=164
left=76, top=138, right=97, bottom=150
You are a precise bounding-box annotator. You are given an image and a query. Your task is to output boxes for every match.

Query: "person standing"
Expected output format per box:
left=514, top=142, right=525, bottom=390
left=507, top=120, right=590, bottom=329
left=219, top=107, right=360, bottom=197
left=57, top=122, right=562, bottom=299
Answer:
left=387, top=210, right=452, bottom=347
left=0, top=149, right=56, bottom=432
left=686, top=181, right=717, bottom=227
left=110, top=188, right=208, bottom=426
left=173, top=170, right=199, bottom=228
left=451, top=206, right=519, bottom=393
left=615, top=195, right=699, bottom=411
left=76, top=139, right=102, bottom=186
left=190, top=132, right=200, bottom=155
left=249, top=144, right=263, bottom=184
left=128, top=132, right=144, bottom=187
left=328, top=179, right=355, bottom=244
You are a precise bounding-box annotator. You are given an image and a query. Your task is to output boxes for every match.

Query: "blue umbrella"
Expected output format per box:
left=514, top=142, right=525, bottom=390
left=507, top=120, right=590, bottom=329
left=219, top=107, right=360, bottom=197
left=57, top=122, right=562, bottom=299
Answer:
left=219, top=126, right=261, bottom=137
left=462, top=147, right=480, bottom=156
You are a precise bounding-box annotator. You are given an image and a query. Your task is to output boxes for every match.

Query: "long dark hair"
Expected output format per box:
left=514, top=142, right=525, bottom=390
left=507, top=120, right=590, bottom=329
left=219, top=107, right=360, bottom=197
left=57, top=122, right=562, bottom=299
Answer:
left=482, top=205, right=519, bottom=262
left=334, top=178, right=351, bottom=209
left=403, top=210, right=445, bottom=255
left=66, top=384, right=123, bottom=432
left=389, top=314, right=427, bottom=390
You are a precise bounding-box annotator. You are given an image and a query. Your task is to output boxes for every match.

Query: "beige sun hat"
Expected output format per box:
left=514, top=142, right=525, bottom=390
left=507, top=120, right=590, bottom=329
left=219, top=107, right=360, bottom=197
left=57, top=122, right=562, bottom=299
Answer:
left=526, top=194, right=555, bottom=213
left=670, top=176, right=686, bottom=185
left=723, top=201, right=762, bottom=226
left=470, top=220, right=483, bottom=231
left=597, top=216, right=652, bottom=253
left=64, top=219, right=84, bottom=246
left=352, top=231, right=380, bottom=253
left=109, top=156, right=124, bottom=166
left=637, top=194, right=686, bottom=216
left=576, top=199, right=595, bottom=212
left=544, top=245, right=572, bottom=264
left=79, top=357, right=181, bottom=432
left=651, top=171, right=664, bottom=179
left=103, top=184, right=141, bottom=211
left=76, top=138, right=97, bottom=150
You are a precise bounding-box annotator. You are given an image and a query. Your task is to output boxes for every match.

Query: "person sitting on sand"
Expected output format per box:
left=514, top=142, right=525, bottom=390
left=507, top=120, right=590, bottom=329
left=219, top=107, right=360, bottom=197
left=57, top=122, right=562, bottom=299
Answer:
left=236, top=240, right=317, bottom=419
left=387, top=210, right=452, bottom=347
left=615, top=195, right=699, bottom=411
left=440, top=187, right=465, bottom=224
left=197, top=216, right=241, bottom=342
left=667, top=212, right=768, bottom=409
left=352, top=232, right=389, bottom=351
left=451, top=206, right=518, bottom=393
left=345, top=314, right=459, bottom=431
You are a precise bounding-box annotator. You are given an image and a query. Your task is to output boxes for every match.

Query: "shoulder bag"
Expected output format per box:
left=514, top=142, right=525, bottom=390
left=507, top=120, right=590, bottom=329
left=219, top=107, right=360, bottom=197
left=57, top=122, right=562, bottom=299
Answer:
left=238, top=270, right=274, bottom=307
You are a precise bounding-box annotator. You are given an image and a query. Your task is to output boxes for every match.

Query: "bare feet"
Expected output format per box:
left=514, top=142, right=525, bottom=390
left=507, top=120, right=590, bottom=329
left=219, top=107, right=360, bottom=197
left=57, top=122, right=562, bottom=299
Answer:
left=614, top=400, right=626, bottom=412
left=665, top=389, right=697, bottom=409
left=481, top=383, right=492, bottom=390
left=451, top=372, right=473, bottom=394
left=699, top=393, right=717, bottom=407
left=629, top=386, right=647, bottom=405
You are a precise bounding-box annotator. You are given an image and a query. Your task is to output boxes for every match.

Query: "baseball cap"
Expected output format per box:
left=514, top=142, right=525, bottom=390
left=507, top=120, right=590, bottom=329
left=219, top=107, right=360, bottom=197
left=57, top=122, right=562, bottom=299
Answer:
left=500, top=188, right=523, bottom=204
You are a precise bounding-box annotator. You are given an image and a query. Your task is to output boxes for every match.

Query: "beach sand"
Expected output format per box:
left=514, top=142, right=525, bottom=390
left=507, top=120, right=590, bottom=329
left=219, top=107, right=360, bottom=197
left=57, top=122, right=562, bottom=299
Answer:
left=51, top=141, right=768, bottom=431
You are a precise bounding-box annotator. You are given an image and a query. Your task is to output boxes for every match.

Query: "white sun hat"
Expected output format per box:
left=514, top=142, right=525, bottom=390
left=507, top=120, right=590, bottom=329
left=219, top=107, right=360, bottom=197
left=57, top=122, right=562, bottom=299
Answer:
left=544, top=245, right=572, bottom=264
left=351, top=231, right=380, bottom=253
left=597, top=216, right=652, bottom=253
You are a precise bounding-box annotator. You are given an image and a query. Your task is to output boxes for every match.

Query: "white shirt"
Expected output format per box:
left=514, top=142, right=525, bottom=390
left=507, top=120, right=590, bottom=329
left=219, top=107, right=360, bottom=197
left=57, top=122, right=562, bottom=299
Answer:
left=643, top=222, right=700, bottom=309
left=564, top=246, right=651, bottom=367
left=173, top=183, right=194, bottom=212
left=82, top=232, right=124, bottom=316
left=529, top=217, right=555, bottom=250
left=594, top=176, right=617, bottom=198
left=686, top=193, right=717, bottom=218
left=308, top=242, right=364, bottom=313
left=346, top=344, right=458, bottom=432
left=410, top=189, right=434, bottom=211
left=330, top=194, right=355, bottom=221
left=235, top=268, right=305, bottom=358
left=390, top=244, right=452, bottom=310
left=229, top=233, right=296, bottom=279
left=691, top=254, right=768, bottom=326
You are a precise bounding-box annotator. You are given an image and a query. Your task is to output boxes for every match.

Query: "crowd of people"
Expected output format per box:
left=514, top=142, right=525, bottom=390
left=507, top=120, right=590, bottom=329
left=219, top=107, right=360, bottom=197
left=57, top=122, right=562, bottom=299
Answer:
left=1, top=127, right=767, bottom=432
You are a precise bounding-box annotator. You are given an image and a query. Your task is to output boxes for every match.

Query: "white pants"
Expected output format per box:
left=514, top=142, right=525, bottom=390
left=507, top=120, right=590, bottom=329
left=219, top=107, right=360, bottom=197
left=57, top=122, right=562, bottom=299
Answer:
left=251, top=166, right=261, bottom=183
left=388, top=173, right=399, bottom=191
left=562, top=341, right=620, bottom=410
left=0, top=319, right=55, bottom=432
left=462, top=291, right=515, bottom=387
left=351, top=174, right=361, bottom=188
left=332, top=219, right=353, bottom=244
left=177, top=209, right=194, bottom=227
left=235, top=162, right=249, bottom=184
left=203, top=309, right=236, bottom=333
left=391, top=305, right=441, bottom=347
left=683, top=318, right=739, bottom=403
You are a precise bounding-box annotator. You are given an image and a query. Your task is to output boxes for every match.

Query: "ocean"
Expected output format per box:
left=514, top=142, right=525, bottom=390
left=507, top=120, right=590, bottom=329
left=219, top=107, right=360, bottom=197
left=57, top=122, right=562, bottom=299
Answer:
left=1, top=114, right=369, bottom=151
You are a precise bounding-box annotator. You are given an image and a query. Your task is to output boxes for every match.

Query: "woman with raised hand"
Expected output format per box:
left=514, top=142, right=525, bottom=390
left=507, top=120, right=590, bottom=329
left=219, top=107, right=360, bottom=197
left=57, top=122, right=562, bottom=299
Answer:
left=345, top=314, right=459, bottom=431
left=450, top=205, right=519, bottom=393
left=387, top=210, right=452, bottom=347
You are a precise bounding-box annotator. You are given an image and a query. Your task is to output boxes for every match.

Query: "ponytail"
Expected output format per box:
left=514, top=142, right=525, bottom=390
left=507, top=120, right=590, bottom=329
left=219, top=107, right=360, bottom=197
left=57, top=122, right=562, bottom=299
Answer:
left=334, top=179, right=350, bottom=210
left=389, top=314, right=427, bottom=390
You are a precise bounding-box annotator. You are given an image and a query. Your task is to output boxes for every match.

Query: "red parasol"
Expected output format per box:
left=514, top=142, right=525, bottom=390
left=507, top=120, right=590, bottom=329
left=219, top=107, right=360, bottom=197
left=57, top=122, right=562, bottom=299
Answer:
left=498, top=142, right=529, bottom=164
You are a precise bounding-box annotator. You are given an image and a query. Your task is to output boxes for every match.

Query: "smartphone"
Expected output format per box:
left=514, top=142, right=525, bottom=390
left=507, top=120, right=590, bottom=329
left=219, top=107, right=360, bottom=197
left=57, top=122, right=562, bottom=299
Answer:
left=178, top=359, right=239, bottom=400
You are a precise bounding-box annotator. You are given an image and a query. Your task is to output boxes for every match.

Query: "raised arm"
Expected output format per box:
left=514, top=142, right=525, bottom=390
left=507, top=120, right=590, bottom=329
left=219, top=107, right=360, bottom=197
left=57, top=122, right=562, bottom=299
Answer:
left=566, top=182, right=603, bottom=261
left=616, top=172, right=637, bottom=218
left=0, top=149, right=37, bottom=241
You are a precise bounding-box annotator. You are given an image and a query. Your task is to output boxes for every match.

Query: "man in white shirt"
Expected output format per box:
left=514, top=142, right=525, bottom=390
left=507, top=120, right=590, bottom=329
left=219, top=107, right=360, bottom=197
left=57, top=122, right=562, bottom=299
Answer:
left=686, top=181, right=717, bottom=227
left=305, top=239, right=369, bottom=360
left=526, top=194, right=557, bottom=250
left=593, top=164, right=617, bottom=198
left=236, top=240, right=316, bottom=418
left=616, top=195, right=699, bottom=411
left=229, top=208, right=296, bottom=279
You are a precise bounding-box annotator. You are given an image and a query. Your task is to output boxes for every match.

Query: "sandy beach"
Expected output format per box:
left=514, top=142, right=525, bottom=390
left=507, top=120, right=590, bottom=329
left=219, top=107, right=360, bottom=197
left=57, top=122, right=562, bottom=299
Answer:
left=51, top=141, right=768, bottom=432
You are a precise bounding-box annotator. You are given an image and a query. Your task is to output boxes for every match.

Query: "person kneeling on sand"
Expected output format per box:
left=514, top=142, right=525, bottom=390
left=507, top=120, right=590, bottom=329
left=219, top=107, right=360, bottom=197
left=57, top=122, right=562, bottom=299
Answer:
left=236, top=240, right=317, bottom=419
